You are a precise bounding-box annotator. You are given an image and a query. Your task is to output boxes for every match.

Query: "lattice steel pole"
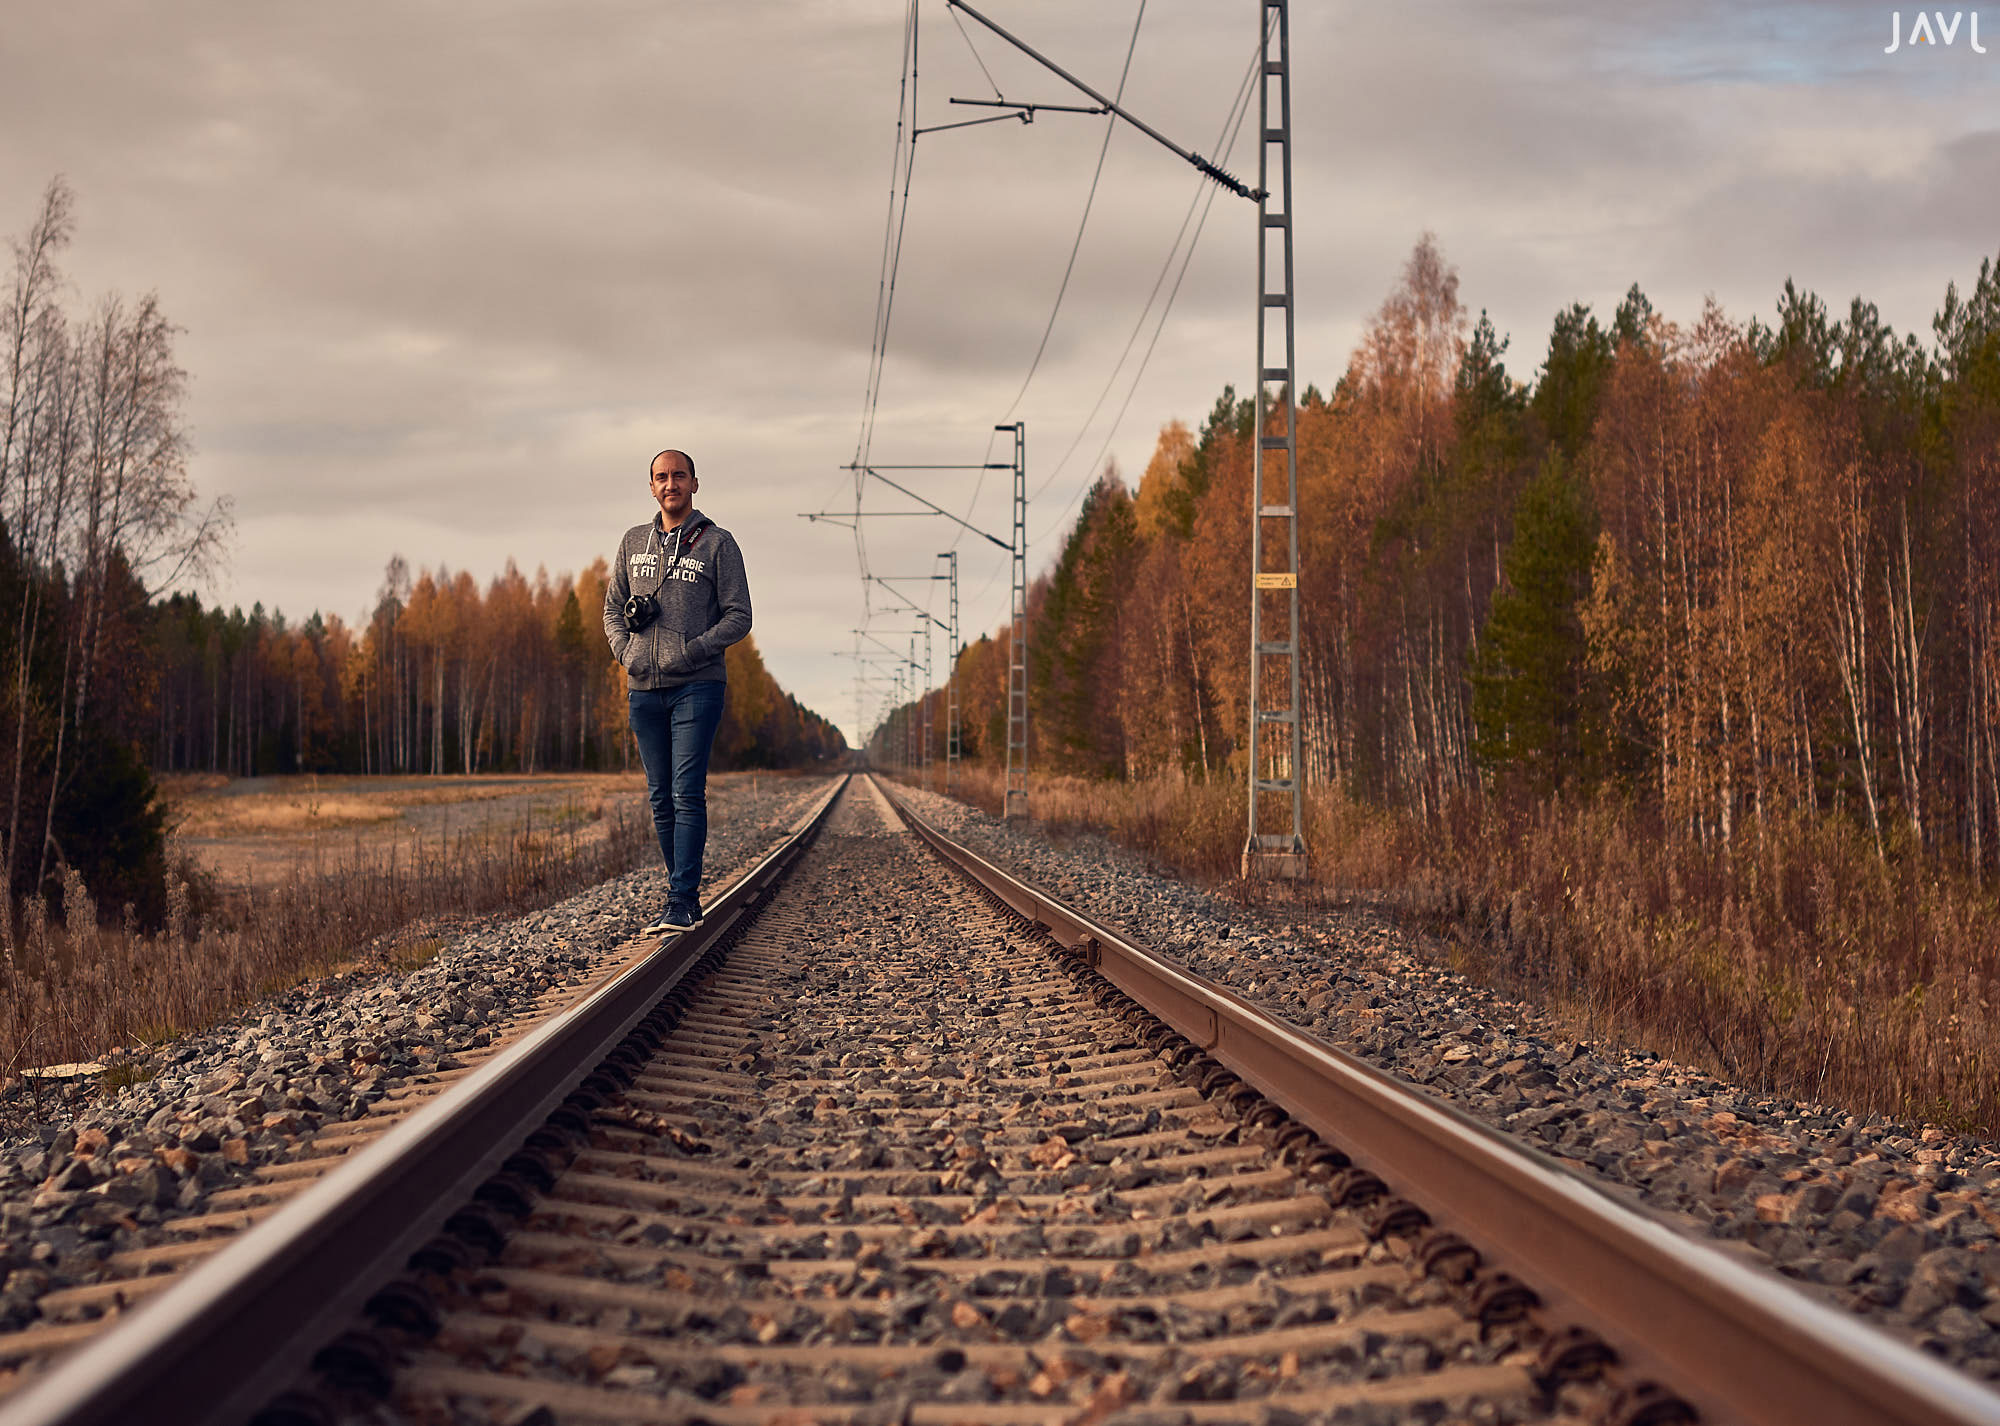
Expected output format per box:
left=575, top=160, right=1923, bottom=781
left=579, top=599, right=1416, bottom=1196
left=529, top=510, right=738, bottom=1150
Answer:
left=1243, top=0, right=1306, bottom=879
left=921, top=622, right=934, bottom=789
left=908, top=634, right=920, bottom=772
left=942, top=550, right=960, bottom=795
left=998, top=422, right=1029, bottom=820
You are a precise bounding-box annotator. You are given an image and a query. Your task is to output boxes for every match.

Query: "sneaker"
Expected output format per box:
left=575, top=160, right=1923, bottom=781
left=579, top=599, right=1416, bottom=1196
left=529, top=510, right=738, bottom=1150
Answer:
left=641, top=908, right=676, bottom=936
left=662, top=901, right=704, bottom=932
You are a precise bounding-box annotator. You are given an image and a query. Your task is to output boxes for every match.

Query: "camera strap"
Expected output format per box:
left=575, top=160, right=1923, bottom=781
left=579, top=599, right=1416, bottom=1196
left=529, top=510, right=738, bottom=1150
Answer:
left=642, top=521, right=702, bottom=597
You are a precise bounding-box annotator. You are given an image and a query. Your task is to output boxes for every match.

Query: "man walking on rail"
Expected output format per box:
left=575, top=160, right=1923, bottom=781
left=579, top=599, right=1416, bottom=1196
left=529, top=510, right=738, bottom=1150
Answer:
left=604, top=448, right=752, bottom=935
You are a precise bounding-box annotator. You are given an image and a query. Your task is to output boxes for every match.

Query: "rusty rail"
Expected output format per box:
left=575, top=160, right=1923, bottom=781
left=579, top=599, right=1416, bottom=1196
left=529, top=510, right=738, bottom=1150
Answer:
left=0, top=776, right=849, bottom=1426
left=873, top=774, right=2000, bottom=1426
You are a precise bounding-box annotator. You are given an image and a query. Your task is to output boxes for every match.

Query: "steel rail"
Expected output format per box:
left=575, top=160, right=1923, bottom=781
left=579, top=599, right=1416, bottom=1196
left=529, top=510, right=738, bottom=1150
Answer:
left=0, top=775, right=850, bottom=1426
left=873, top=774, right=2000, bottom=1426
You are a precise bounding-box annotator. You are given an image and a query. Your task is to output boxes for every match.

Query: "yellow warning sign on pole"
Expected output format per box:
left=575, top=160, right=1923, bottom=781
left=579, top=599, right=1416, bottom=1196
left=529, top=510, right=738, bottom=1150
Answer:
left=1254, top=572, right=1297, bottom=590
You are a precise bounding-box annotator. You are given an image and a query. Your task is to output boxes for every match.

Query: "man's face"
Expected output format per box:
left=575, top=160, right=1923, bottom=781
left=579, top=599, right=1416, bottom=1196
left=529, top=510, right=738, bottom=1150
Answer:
left=650, top=455, right=697, bottom=526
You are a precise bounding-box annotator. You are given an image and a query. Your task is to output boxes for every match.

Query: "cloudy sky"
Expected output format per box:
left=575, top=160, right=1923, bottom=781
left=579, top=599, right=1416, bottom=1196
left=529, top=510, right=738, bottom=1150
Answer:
left=4, top=1, right=1993, bottom=744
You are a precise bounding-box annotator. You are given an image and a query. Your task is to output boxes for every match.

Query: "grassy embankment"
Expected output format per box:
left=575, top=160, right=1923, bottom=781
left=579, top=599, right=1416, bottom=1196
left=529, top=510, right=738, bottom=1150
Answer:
left=920, top=763, right=2000, bottom=1136
left=1, top=774, right=655, bottom=1084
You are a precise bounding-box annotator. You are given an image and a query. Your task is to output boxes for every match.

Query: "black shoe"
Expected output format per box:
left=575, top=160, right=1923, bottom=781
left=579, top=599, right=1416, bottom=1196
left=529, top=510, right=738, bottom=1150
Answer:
left=662, top=901, right=704, bottom=932
left=641, top=908, right=676, bottom=936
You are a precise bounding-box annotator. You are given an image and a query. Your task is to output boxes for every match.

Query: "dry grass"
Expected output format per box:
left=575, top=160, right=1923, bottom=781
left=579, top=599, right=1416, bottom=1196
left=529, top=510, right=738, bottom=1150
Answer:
left=912, top=763, right=2000, bottom=1134
left=1405, top=797, right=2000, bottom=1135
left=174, top=793, right=404, bottom=836
left=161, top=772, right=641, bottom=841
left=936, top=764, right=1248, bottom=881
left=0, top=799, right=653, bottom=1084
left=159, top=773, right=649, bottom=892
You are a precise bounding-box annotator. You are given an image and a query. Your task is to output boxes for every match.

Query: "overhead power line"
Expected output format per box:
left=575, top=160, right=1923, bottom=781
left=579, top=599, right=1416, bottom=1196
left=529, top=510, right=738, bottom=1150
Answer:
left=999, top=1, right=1147, bottom=422
left=853, top=0, right=923, bottom=608
left=1026, top=29, right=1265, bottom=542
left=855, top=0, right=921, bottom=480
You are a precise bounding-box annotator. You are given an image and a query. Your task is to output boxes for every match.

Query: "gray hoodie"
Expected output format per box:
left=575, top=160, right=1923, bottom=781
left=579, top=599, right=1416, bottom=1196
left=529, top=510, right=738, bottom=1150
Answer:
left=603, top=508, right=752, bottom=689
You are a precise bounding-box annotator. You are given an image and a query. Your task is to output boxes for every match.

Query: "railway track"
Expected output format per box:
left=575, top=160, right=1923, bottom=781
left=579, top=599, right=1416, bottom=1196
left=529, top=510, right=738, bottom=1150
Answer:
left=2, top=774, right=1997, bottom=1426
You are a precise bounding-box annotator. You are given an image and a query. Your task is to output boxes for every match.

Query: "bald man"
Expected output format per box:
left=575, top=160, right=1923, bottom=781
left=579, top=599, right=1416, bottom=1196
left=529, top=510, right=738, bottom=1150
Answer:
left=604, top=448, right=753, bottom=934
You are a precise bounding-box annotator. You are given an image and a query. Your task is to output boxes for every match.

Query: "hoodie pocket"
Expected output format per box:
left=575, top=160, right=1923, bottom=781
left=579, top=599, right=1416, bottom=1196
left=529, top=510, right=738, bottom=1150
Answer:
left=624, top=630, right=659, bottom=681
left=658, top=629, right=689, bottom=674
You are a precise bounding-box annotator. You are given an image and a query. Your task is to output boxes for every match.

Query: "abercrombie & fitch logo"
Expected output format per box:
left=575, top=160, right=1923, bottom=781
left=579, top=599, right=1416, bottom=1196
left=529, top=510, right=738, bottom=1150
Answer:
left=1885, top=10, right=1987, bottom=50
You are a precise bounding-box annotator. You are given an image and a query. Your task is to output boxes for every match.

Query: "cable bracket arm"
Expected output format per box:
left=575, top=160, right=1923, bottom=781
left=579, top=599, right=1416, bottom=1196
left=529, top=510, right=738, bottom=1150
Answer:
left=943, top=0, right=1262, bottom=201
left=862, top=467, right=1013, bottom=552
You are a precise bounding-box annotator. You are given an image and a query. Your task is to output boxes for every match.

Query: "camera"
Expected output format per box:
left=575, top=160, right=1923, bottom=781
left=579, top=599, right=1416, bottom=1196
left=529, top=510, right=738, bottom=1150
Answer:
left=624, top=591, right=660, bottom=631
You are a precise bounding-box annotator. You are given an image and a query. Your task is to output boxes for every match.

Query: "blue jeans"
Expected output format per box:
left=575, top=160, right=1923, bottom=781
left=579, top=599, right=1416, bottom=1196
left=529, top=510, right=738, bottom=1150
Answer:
left=628, top=680, right=726, bottom=906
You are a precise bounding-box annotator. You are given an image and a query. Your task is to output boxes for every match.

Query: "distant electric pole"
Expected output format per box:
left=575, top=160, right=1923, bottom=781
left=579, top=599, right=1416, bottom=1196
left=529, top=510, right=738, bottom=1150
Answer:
left=912, top=630, right=927, bottom=779
left=893, top=665, right=905, bottom=768
left=940, top=550, right=960, bottom=794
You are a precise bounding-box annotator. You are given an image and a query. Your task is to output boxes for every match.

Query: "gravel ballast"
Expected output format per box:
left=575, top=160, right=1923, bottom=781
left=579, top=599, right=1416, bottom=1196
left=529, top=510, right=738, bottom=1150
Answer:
left=0, top=773, right=837, bottom=1339
left=403, top=779, right=1566, bottom=1425
left=889, top=779, right=2000, bottom=1383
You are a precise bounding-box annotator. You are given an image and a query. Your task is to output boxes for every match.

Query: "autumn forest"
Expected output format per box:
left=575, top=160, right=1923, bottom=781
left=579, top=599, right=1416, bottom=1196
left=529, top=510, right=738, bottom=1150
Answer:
left=877, top=235, right=2000, bottom=1125
left=913, top=235, right=2000, bottom=869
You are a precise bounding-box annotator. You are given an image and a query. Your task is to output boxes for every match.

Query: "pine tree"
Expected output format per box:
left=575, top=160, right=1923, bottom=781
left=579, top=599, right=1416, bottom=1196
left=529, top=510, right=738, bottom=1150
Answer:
left=1472, top=453, right=1601, bottom=792
left=1032, top=474, right=1138, bottom=778
left=1159, top=387, right=1252, bottom=538
left=1531, top=303, right=1613, bottom=461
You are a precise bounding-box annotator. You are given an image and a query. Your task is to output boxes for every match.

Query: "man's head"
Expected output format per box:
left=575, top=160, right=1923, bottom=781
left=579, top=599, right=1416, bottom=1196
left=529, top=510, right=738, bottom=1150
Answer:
left=649, top=449, right=698, bottom=528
